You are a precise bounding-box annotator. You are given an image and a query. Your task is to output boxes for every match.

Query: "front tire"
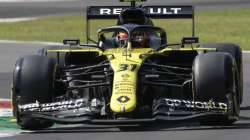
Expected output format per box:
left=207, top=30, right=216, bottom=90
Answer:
left=12, top=55, right=57, bottom=130
left=193, top=52, right=239, bottom=125
left=200, top=43, right=243, bottom=104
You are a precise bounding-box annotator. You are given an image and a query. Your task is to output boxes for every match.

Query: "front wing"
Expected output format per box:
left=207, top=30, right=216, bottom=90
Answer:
left=18, top=97, right=230, bottom=125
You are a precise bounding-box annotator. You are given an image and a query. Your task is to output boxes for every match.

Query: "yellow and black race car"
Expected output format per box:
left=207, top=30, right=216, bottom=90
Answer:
left=12, top=0, right=243, bottom=130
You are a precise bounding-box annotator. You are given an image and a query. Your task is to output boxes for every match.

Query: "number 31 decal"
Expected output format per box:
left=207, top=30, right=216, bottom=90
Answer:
left=118, top=64, right=137, bottom=72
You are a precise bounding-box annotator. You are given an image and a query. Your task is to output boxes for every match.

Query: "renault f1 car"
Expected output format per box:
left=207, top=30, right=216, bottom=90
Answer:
left=12, top=0, right=243, bottom=130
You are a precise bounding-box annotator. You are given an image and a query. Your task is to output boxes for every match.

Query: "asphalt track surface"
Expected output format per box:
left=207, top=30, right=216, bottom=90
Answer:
left=1, top=0, right=250, bottom=18
left=0, top=41, right=250, bottom=140
left=1, top=0, right=250, bottom=139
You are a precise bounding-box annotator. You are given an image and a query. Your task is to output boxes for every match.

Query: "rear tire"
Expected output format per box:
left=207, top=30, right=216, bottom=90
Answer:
left=37, top=45, right=67, bottom=67
left=12, top=55, right=56, bottom=130
left=193, top=52, right=239, bottom=125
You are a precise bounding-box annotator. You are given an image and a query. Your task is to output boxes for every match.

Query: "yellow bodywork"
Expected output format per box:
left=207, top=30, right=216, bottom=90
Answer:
left=105, top=43, right=153, bottom=112
left=47, top=43, right=216, bottom=113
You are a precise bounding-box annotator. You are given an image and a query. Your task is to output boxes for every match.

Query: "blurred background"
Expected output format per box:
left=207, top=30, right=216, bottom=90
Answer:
left=0, top=0, right=249, bottom=49
left=0, top=1, right=250, bottom=139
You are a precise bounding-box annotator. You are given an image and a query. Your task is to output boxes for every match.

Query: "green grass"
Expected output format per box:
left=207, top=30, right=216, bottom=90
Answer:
left=0, top=8, right=249, bottom=50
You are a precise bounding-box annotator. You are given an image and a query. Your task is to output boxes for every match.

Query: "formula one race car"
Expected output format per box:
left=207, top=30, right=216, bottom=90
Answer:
left=12, top=0, right=243, bottom=130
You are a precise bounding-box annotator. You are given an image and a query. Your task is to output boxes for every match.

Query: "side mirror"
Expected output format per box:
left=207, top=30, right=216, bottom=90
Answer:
left=182, top=37, right=199, bottom=45
left=63, top=38, right=80, bottom=46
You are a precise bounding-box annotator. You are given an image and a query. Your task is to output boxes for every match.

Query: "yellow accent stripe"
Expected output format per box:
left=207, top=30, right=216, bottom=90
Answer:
left=47, top=48, right=103, bottom=53
left=160, top=47, right=217, bottom=52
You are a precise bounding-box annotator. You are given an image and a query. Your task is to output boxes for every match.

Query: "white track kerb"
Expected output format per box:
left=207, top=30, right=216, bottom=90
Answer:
left=0, top=0, right=78, bottom=23
left=0, top=40, right=63, bottom=45
left=0, top=17, right=38, bottom=23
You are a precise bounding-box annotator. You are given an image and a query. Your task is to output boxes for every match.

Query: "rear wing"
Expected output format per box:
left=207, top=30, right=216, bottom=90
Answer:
left=85, top=6, right=195, bottom=43
left=87, top=6, right=193, bottom=19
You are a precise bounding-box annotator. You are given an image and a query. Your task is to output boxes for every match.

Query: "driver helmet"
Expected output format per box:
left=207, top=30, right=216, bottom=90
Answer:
left=132, top=32, right=149, bottom=48
left=115, top=32, right=128, bottom=48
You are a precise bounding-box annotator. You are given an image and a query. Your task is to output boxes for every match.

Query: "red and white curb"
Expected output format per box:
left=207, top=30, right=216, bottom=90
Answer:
left=0, top=98, right=19, bottom=138
left=0, top=98, right=13, bottom=117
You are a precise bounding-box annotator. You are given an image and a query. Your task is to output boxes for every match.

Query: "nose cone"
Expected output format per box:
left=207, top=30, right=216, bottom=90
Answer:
left=110, top=71, right=137, bottom=113
left=107, top=47, right=152, bottom=113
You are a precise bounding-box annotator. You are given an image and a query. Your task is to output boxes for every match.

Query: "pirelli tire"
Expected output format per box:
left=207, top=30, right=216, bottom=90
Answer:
left=200, top=43, right=243, bottom=104
left=12, top=55, right=57, bottom=130
left=193, top=52, right=239, bottom=125
left=37, top=45, right=67, bottom=68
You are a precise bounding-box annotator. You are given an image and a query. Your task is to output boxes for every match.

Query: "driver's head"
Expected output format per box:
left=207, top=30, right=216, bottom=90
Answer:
left=132, top=32, right=149, bottom=48
left=115, top=32, right=128, bottom=48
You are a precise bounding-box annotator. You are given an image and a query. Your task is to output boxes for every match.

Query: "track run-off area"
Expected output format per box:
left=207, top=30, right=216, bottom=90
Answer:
left=1, top=0, right=250, bottom=139
left=0, top=41, right=250, bottom=139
